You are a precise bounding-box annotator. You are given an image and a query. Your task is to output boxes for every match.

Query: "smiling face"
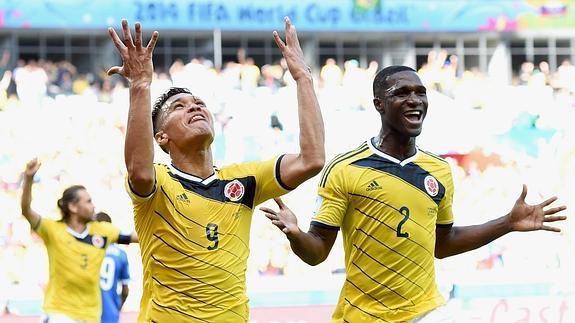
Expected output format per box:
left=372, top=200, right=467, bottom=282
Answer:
left=373, top=70, right=428, bottom=139
left=154, top=93, right=215, bottom=153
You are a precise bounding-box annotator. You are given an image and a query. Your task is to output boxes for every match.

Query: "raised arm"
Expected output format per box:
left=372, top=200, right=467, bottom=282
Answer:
left=107, top=20, right=159, bottom=196
left=20, top=158, right=42, bottom=230
left=273, top=17, right=325, bottom=188
left=435, top=184, right=567, bottom=259
left=260, top=198, right=337, bottom=265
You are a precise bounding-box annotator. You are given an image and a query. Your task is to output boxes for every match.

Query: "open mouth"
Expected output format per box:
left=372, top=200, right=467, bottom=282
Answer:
left=188, top=114, right=206, bottom=124
left=403, top=110, right=423, bottom=123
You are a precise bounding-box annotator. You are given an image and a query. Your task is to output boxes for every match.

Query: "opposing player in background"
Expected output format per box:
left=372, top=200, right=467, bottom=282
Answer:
left=261, top=65, right=568, bottom=322
left=20, top=158, right=138, bottom=323
left=96, top=212, right=131, bottom=323
left=107, top=17, right=324, bottom=322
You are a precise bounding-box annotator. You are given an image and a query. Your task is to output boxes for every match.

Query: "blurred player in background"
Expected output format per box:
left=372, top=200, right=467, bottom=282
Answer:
left=261, top=65, right=567, bottom=323
left=20, top=158, right=138, bottom=323
left=107, top=16, right=324, bottom=322
left=96, top=212, right=131, bottom=323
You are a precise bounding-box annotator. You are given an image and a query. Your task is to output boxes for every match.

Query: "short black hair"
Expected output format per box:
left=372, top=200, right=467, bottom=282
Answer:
left=95, top=211, right=112, bottom=223
left=373, top=65, right=416, bottom=97
left=151, top=87, right=193, bottom=135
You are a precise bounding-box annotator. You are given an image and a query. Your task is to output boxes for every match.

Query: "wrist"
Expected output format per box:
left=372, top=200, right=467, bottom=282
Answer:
left=503, top=213, right=514, bottom=233
left=130, top=80, right=152, bottom=90
left=286, top=226, right=302, bottom=240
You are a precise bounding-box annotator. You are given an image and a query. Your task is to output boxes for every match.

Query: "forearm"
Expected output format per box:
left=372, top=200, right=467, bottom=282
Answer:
left=295, top=76, right=325, bottom=171
left=125, top=82, right=155, bottom=182
left=436, top=216, right=511, bottom=258
left=20, top=176, right=40, bottom=227
left=287, top=229, right=329, bottom=266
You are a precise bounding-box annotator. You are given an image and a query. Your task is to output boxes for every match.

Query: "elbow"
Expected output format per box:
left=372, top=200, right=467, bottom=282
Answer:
left=302, top=156, right=325, bottom=177
left=434, top=249, right=450, bottom=259
left=127, top=169, right=154, bottom=187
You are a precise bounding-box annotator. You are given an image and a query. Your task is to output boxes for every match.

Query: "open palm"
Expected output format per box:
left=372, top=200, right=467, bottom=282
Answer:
left=107, top=19, right=159, bottom=85
left=260, top=198, right=300, bottom=235
left=508, top=184, right=567, bottom=232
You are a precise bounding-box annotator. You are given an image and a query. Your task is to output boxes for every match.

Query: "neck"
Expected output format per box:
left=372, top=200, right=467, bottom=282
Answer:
left=171, top=147, right=214, bottom=178
left=375, top=130, right=417, bottom=161
left=66, top=216, right=89, bottom=233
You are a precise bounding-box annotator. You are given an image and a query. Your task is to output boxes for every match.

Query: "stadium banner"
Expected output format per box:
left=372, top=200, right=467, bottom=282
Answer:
left=1, top=0, right=575, bottom=32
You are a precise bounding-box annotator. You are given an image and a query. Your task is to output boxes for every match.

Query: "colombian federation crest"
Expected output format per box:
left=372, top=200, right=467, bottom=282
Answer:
left=424, top=175, right=439, bottom=197
left=224, top=180, right=245, bottom=202
left=92, top=235, right=105, bottom=248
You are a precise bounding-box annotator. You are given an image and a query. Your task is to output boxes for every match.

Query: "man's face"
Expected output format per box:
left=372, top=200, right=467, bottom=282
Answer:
left=374, top=71, right=428, bottom=138
left=157, top=94, right=215, bottom=151
left=71, top=189, right=95, bottom=222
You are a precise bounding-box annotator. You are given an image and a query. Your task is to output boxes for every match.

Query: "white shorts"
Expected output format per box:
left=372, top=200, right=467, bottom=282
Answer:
left=40, top=313, right=94, bottom=323
left=411, top=305, right=455, bottom=323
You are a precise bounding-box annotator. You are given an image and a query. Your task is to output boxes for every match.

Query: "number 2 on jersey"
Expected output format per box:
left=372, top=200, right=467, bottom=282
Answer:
left=205, top=223, right=219, bottom=250
left=396, top=207, right=410, bottom=238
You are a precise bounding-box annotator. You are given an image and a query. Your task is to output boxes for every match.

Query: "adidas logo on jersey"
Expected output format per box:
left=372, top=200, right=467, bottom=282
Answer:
left=176, top=192, right=190, bottom=203
left=366, top=180, right=381, bottom=191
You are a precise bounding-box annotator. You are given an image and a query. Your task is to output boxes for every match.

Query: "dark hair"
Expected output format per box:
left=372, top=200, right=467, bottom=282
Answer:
left=373, top=65, right=416, bottom=97
left=152, top=87, right=193, bottom=135
left=56, top=185, right=86, bottom=222
left=95, top=211, right=112, bottom=223
left=151, top=87, right=193, bottom=154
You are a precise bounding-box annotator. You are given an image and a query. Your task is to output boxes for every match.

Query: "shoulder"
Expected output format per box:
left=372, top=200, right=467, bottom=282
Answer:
left=319, top=142, right=371, bottom=186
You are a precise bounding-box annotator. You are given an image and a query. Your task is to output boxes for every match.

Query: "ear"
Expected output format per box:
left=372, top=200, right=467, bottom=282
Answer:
left=68, top=202, right=79, bottom=215
left=155, top=131, right=168, bottom=149
left=373, top=97, right=384, bottom=113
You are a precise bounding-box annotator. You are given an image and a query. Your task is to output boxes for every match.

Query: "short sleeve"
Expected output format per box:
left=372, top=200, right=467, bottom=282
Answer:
left=95, top=222, right=121, bottom=245
left=312, top=164, right=348, bottom=228
left=124, top=164, right=168, bottom=205
left=119, top=249, right=130, bottom=283
left=436, top=167, right=455, bottom=225
left=234, top=155, right=291, bottom=207
left=35, top=217, right=55, bottom=244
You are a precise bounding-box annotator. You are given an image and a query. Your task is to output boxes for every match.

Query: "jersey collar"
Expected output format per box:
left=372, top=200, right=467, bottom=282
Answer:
left=169, top=164, right=218, bottom=185
left=66, top=223, right=90, bottom=239
left=367, top=137, right=419, bottom=167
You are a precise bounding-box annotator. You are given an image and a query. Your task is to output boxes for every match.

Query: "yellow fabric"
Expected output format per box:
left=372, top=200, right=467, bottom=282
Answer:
left=313, top=141, right=454, bottom=322
left=126, top=157, right=288, bottom=322
left=36, top=219, right=120, bottom=322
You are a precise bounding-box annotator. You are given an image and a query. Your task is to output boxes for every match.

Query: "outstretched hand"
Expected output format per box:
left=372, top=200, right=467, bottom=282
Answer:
left=272, top=17, right=311, bottom=81
left=507, top=184, right=567, bottom=232
left=24, top=158, right=41, bottom=179
left=259, top=197, right=300, bottom=236
left=107, top=19, right=159, bottom=85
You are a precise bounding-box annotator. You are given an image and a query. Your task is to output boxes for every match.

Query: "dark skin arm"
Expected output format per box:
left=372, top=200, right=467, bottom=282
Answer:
left=260, top=198, right=338, bottom=266
left=435, top=184, right=567, bottom=259
left=120, top=284, right=129, bottom=308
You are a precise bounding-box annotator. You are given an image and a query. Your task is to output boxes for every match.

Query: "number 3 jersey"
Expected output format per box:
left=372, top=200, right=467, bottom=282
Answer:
left=35, top=218, right=121, bottom=322
left=126, top=157, right=290, bottom=323
left=312, top=140, right=455, bottom=323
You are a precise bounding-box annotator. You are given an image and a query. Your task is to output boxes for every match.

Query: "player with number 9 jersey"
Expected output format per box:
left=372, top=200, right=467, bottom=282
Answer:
left=125, top=158, right=290, bottom=322
left=312, top=140, right=454, bottom=322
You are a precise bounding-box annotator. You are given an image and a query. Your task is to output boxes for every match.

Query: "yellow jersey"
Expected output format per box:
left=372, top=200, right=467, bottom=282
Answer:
left=313, top=140, right=454, bottom=322
left=35, top=218, right=121, bottom=322
left=126, top=156, right=290, bottom=322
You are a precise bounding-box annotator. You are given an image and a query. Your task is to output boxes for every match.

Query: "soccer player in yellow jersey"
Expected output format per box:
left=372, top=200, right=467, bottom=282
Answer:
left=20, top=158, right=138, bottom=323
left=260, top=65, right=568, bottom=323
left=106, top=17, right=324, bottom=322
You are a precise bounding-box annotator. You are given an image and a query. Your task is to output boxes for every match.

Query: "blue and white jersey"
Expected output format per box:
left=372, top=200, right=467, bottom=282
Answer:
left=100, top=244, right=130, bottom=323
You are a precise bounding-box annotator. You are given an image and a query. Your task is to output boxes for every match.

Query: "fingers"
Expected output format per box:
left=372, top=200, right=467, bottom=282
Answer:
left=272, top=30, right=285, bottom=50
left=541, top=225, right=561, bottom=233
left=134, top=22, right=142, bottom=48
left=284, top=16, right=299, bottom=47
left=107, top=66, right=123, bottom=76
left=539, top=196, right=558, bottom=208
left=544, top=214, right=567, bottom=222
left=108, top=27, right=127, bottom=53
left=121, top=19, right=135, bottom=49
left=146, top=31, right=160, bottom=51
left=517, top=184, right=527, bottom=202
left=274, top=197, right=286, bottom=209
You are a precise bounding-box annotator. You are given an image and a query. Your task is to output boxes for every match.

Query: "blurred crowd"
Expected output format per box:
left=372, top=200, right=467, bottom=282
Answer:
left=1, top=48, right=574, bottom=314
